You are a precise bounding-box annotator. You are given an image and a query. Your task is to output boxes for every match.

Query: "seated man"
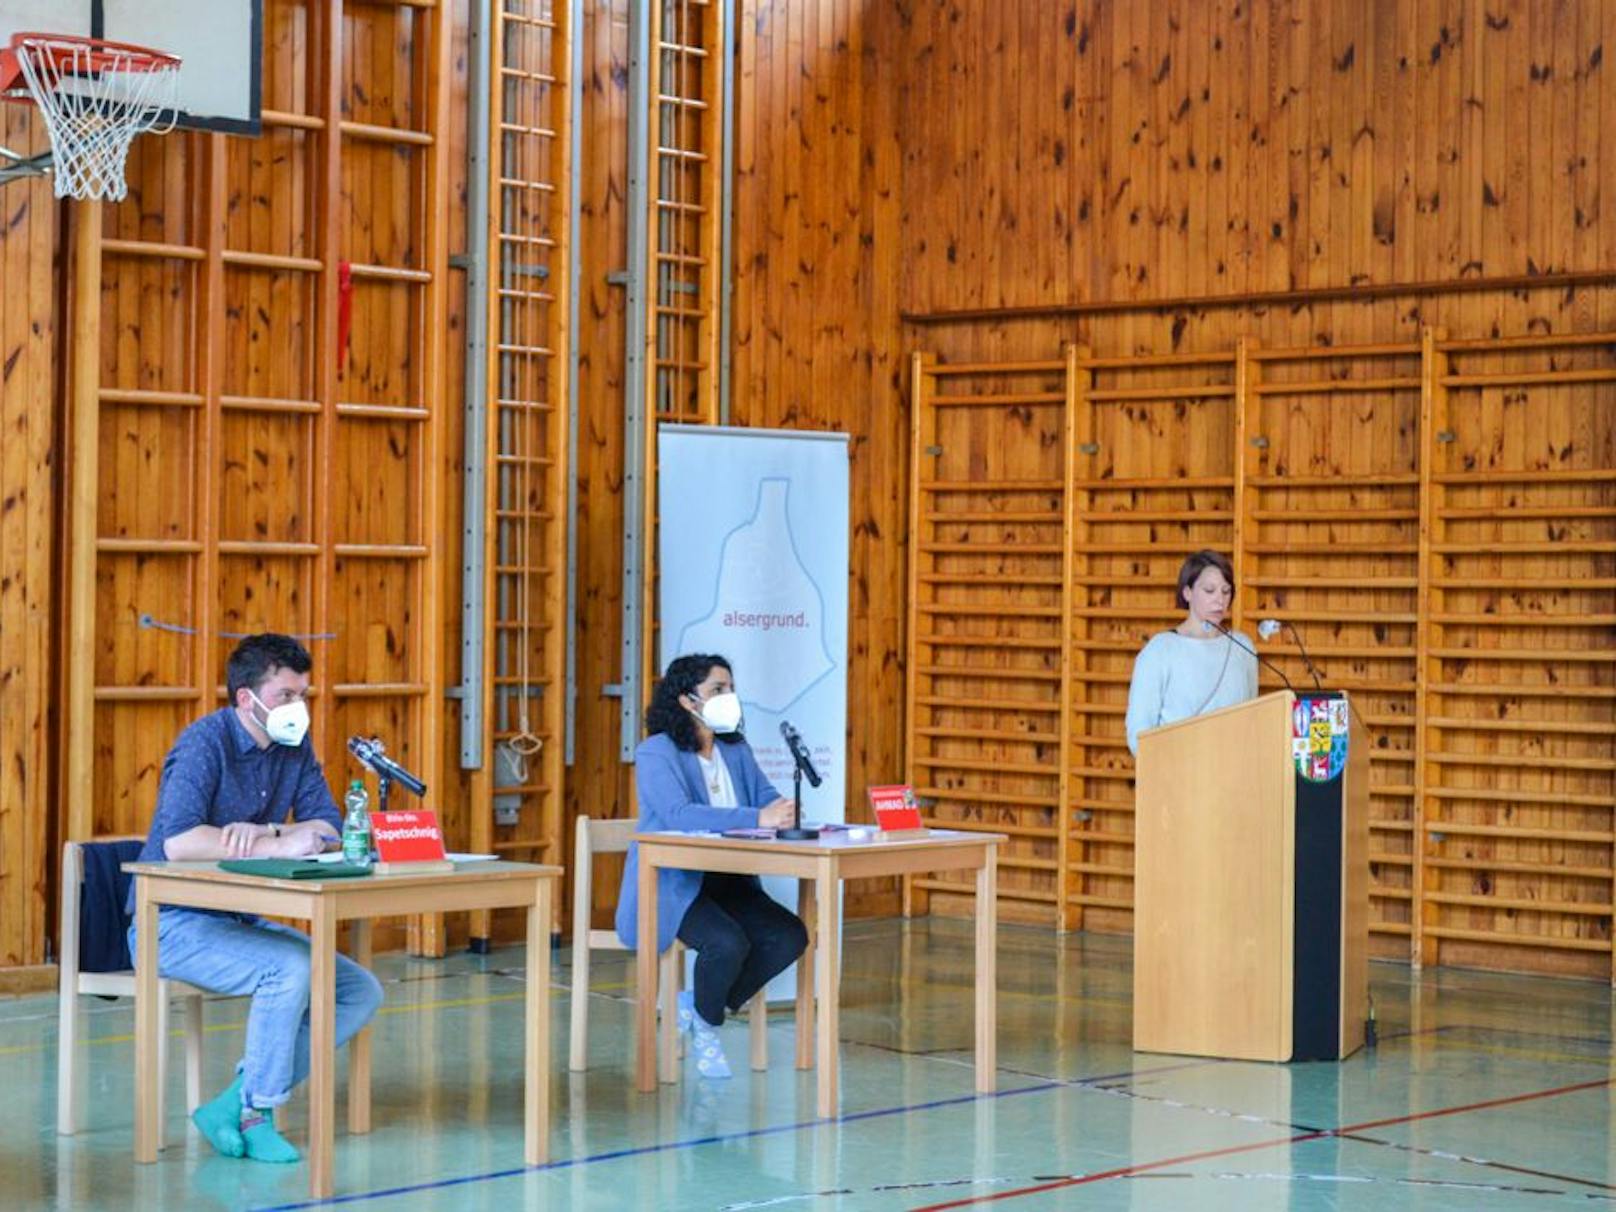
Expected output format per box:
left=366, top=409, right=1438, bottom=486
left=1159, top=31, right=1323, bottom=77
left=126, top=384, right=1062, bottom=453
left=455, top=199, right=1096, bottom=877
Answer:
left=125, top=633, right=384, bottom=1164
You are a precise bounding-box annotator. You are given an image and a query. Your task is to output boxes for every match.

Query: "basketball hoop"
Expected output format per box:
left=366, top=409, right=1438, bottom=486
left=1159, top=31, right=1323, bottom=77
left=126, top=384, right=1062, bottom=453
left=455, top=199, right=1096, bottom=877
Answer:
left=0, top=32, right=180, bottom=201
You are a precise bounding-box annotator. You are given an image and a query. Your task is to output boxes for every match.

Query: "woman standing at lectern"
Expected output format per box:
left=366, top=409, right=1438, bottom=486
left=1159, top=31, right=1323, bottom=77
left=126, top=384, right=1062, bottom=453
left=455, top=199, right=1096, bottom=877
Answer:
left=615, top=653, right=807, bottom=1079
left=1125, top=549, right=1259, bottom=757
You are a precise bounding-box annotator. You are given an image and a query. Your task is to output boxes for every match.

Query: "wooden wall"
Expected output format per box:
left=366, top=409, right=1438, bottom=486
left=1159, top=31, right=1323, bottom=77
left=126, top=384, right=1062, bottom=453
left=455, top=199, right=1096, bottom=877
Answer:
left=6, top=0, right=1616, bottom=980
left=471, top=0, right=573, bottom=886
left=904, top=330, right=1616, bottom=981
left=0, top=2, right=484, bottom=973
left=566, top=2, right=636, bottom=915
left=58, top=0, right=461, bottom=953
left=727, top=0, right=909, bottom=913
left=730, top=0, right=1616, bottom=974
left=0, top=106, right=58, bottom=971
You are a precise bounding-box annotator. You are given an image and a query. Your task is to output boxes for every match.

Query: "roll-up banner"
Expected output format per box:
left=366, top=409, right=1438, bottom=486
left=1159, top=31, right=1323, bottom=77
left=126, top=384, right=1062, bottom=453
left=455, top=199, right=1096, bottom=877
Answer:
left=657, top=424, right=850, bottom=999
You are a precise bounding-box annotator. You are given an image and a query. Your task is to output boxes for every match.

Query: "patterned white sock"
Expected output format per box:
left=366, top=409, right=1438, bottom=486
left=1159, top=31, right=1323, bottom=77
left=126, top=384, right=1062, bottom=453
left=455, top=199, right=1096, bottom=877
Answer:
left=676, top=987, right=696, bottom=1036
left=691, top=1016, right=732, bottom=1079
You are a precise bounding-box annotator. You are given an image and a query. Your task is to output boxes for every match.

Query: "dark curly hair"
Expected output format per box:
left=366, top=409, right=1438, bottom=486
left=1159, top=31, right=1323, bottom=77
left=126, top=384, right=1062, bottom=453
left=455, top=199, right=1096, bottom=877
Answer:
left=646, top=653, right=742, bottom=751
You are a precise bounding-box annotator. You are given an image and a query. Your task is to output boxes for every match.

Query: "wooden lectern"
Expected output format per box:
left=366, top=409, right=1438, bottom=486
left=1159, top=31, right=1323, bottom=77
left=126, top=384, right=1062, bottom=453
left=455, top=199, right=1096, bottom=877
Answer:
left=1132, top=690, right=1368, bottom=1062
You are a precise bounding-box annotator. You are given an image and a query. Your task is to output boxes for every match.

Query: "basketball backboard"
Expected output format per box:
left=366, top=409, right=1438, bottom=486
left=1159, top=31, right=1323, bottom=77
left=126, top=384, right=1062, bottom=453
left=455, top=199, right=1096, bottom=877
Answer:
left=0, top=0, right=261, bottom=134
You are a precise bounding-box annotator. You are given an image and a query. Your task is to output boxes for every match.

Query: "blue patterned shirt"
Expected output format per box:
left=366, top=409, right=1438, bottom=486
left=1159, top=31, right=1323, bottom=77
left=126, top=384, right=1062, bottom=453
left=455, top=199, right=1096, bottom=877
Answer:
left=127, top=708, right=342, bottom=912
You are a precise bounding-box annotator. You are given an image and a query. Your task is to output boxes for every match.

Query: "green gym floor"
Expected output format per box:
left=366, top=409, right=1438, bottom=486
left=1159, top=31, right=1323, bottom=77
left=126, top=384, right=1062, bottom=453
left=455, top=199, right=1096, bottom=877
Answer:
left=2, top=917, right=1612, bottom=1210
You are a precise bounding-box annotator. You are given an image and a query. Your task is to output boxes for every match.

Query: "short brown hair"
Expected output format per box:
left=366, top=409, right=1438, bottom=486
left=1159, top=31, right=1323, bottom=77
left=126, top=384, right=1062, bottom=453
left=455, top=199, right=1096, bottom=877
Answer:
left=1175, top=549, right=1234, bottom=608
left=226, top=633, right=313, bottom=700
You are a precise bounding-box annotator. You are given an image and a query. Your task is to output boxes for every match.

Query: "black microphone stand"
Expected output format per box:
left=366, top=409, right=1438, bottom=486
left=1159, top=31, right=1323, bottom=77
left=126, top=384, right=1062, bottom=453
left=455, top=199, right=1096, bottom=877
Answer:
left=1216, top=621, right=1296, bottom=695
left=376, top=773, right=394, bottom=813
left=1282, top=620, right=1326, bottom=691
left=778, top=750, right=820, bottom=841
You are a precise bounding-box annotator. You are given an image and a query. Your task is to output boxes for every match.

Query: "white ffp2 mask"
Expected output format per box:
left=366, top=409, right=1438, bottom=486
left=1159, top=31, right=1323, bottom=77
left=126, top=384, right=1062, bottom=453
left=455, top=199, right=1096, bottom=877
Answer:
left=250, top=691, right=310, bottom=747
left=696, top=691, right=743, bottom=734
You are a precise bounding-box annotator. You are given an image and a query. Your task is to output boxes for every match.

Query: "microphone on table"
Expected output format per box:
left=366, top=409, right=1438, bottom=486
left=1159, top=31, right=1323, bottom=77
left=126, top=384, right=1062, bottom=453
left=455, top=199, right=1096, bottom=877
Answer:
left=1205, top=619, right=1296, bottom=694
left=1259, top=617, right=1325, bottom=691
left=779, top=720, right=822, bottom=788
left=347, top=735, right=428, bottom=797
left=777, top=719, right=821, bottom=840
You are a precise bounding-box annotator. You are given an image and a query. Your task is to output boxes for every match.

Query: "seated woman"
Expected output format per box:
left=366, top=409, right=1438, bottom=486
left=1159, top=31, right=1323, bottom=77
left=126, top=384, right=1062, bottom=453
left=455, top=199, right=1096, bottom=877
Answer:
left=615, top=652, right=807, bottom=1078
left=1125, top=549, right=1259, bottom=757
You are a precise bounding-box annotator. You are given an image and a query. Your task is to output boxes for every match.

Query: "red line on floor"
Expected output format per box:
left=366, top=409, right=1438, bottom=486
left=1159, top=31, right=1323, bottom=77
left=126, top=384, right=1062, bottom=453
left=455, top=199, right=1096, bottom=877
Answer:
left=1341, top=1076, right=1613, bottom=1133
left=907, top=1075, right=1615, bottom=1211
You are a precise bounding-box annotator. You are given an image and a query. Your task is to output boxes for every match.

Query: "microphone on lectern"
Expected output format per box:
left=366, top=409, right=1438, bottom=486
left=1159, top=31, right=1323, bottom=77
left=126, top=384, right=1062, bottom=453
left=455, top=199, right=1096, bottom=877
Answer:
left=1257, top=617, right=1324, bottom=691
left=1207, top=619, right=1295, bottom=694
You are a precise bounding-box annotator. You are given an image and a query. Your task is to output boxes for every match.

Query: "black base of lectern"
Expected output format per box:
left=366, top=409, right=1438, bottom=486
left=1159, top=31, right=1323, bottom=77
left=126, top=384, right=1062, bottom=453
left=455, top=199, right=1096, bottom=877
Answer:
left=1292, top=691, right=1346, bottom=1061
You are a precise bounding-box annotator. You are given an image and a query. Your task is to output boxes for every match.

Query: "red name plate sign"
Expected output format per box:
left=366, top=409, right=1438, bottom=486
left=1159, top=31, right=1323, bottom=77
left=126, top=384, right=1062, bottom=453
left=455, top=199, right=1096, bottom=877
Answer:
left=867, top=784, right=925, bottom=835
left=371, top=810, right=450, bottom=869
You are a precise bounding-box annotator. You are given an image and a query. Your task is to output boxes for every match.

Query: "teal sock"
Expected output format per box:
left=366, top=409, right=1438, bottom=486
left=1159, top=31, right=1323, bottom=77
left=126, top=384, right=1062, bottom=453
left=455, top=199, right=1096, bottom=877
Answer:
left=239, top=1104, right=301, bottom=1164
left=191, top=1075, right=245, bottom=1159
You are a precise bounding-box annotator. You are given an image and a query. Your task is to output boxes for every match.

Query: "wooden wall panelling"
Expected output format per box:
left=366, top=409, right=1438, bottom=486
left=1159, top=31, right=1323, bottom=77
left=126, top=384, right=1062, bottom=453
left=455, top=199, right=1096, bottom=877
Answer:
left=897, top=4, right=1615, bottom=321
left=0, top=105, right=58, bottom=966
left=215, top=6, right=320, bottom=769
left=1061, top=345, right=1095, bottom=933
left=333, top=0, right=449, bottom=954
left=1054, top=344, right=1082, bottom=933
left=197, top=133, right=226, bottom=773
left=419, top=0, right=452, bottom=952
left=731, top=1, right=907, bottom=918
left=51, top=0, right=452, bottom=960
left=1412, top=324, right=1444, bottom=966
left=724, top=0, right=1616, bottom=972
left=905, top=354, right=1070, bottom=926
left=1420, top=330, right=1616, bottom=981
left=571, top=0, right=635, bottom=933
left=87, top=132, right=209, bottom=842
left=438, top=0, right=475, bottom=935
left=477, top=0, right=570, bottom=882
left=62, top=196, right=101, bottom=848
left=650, top=0, right=720, bottom=427
left=1064, top=348, right=1238, bottom=934
left=314, top=0, right=344, bottom=841
left=541, top=0, right=576, bottom=859
left=908, top=317, right=1616, bottom=979
left=1230, top=338, right=1254, bottom=613
left=900, top=350, right=933, bottom=919
left=1242, top=337, right=1424, bottom=959
left=639, top=0, right=725, bottom=716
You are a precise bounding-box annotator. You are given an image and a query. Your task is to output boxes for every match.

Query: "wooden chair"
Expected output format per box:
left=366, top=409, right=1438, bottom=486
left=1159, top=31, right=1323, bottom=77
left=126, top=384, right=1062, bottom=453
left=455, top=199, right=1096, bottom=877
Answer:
left=568, top=815, right=767, bottom=1080
left=57, top=838, right=208, bottom=1142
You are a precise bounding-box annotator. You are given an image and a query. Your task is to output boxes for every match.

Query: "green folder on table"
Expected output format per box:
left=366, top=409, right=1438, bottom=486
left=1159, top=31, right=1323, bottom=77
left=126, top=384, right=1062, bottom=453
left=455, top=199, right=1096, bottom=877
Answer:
left=218, top=859, right=372, bottom=880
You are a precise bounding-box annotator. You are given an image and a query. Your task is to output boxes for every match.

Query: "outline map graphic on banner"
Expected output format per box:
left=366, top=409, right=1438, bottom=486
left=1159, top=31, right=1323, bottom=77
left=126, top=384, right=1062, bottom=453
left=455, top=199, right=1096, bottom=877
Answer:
left=674, top=478, right=836, bottom=714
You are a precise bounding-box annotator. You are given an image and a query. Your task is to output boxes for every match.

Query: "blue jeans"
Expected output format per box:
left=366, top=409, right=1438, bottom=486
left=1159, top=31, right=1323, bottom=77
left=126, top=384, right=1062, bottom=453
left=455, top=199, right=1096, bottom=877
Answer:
left=127, top=910, right=384, bottom=1109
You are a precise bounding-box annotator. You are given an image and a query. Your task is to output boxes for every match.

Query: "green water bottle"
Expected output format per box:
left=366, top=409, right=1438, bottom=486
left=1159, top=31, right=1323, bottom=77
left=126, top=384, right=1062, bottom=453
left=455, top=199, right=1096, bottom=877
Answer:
left=342, top=779, right=372, bottom=868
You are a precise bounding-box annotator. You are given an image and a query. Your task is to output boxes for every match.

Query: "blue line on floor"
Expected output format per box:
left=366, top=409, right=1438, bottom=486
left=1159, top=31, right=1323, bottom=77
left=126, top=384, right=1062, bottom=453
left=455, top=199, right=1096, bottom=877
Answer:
left=250, top=1059, right=1223, bottom=1211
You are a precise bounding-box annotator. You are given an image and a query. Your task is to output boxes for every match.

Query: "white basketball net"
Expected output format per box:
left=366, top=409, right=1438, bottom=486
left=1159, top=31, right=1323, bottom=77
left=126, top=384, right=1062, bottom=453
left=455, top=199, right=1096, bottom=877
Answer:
left=11, top=36, right=180, bottom=201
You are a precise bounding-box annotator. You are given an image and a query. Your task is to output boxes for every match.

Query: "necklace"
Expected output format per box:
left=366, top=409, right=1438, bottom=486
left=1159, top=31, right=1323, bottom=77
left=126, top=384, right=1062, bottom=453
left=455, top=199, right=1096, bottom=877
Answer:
left=700, top=754, right=723, bottom=796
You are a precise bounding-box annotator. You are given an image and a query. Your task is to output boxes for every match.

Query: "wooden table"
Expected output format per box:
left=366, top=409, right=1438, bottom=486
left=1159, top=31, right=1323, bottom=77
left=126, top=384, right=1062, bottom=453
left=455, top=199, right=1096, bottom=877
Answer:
left=125, top=860, right=560, bottom=1199
left=634, top=829, right=1002, bottom=1117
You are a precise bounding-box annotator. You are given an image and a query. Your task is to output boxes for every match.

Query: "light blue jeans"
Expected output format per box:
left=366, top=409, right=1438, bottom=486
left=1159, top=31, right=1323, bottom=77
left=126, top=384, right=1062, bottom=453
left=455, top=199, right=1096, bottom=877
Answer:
left=127, top=910, right=384, bottom=1109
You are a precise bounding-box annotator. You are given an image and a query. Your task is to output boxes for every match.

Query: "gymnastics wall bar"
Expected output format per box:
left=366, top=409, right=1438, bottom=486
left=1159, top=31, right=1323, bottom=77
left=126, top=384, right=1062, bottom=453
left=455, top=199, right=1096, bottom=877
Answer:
left=906, top=328, right=1616, bottom=982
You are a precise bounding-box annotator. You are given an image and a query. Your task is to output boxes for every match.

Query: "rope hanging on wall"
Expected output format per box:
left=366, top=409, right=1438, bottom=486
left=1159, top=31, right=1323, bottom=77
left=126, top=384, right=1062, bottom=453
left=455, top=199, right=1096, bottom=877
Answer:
left=138, top=613, right=337, bottom=642
left=500, top=2, right=542, bottom=761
